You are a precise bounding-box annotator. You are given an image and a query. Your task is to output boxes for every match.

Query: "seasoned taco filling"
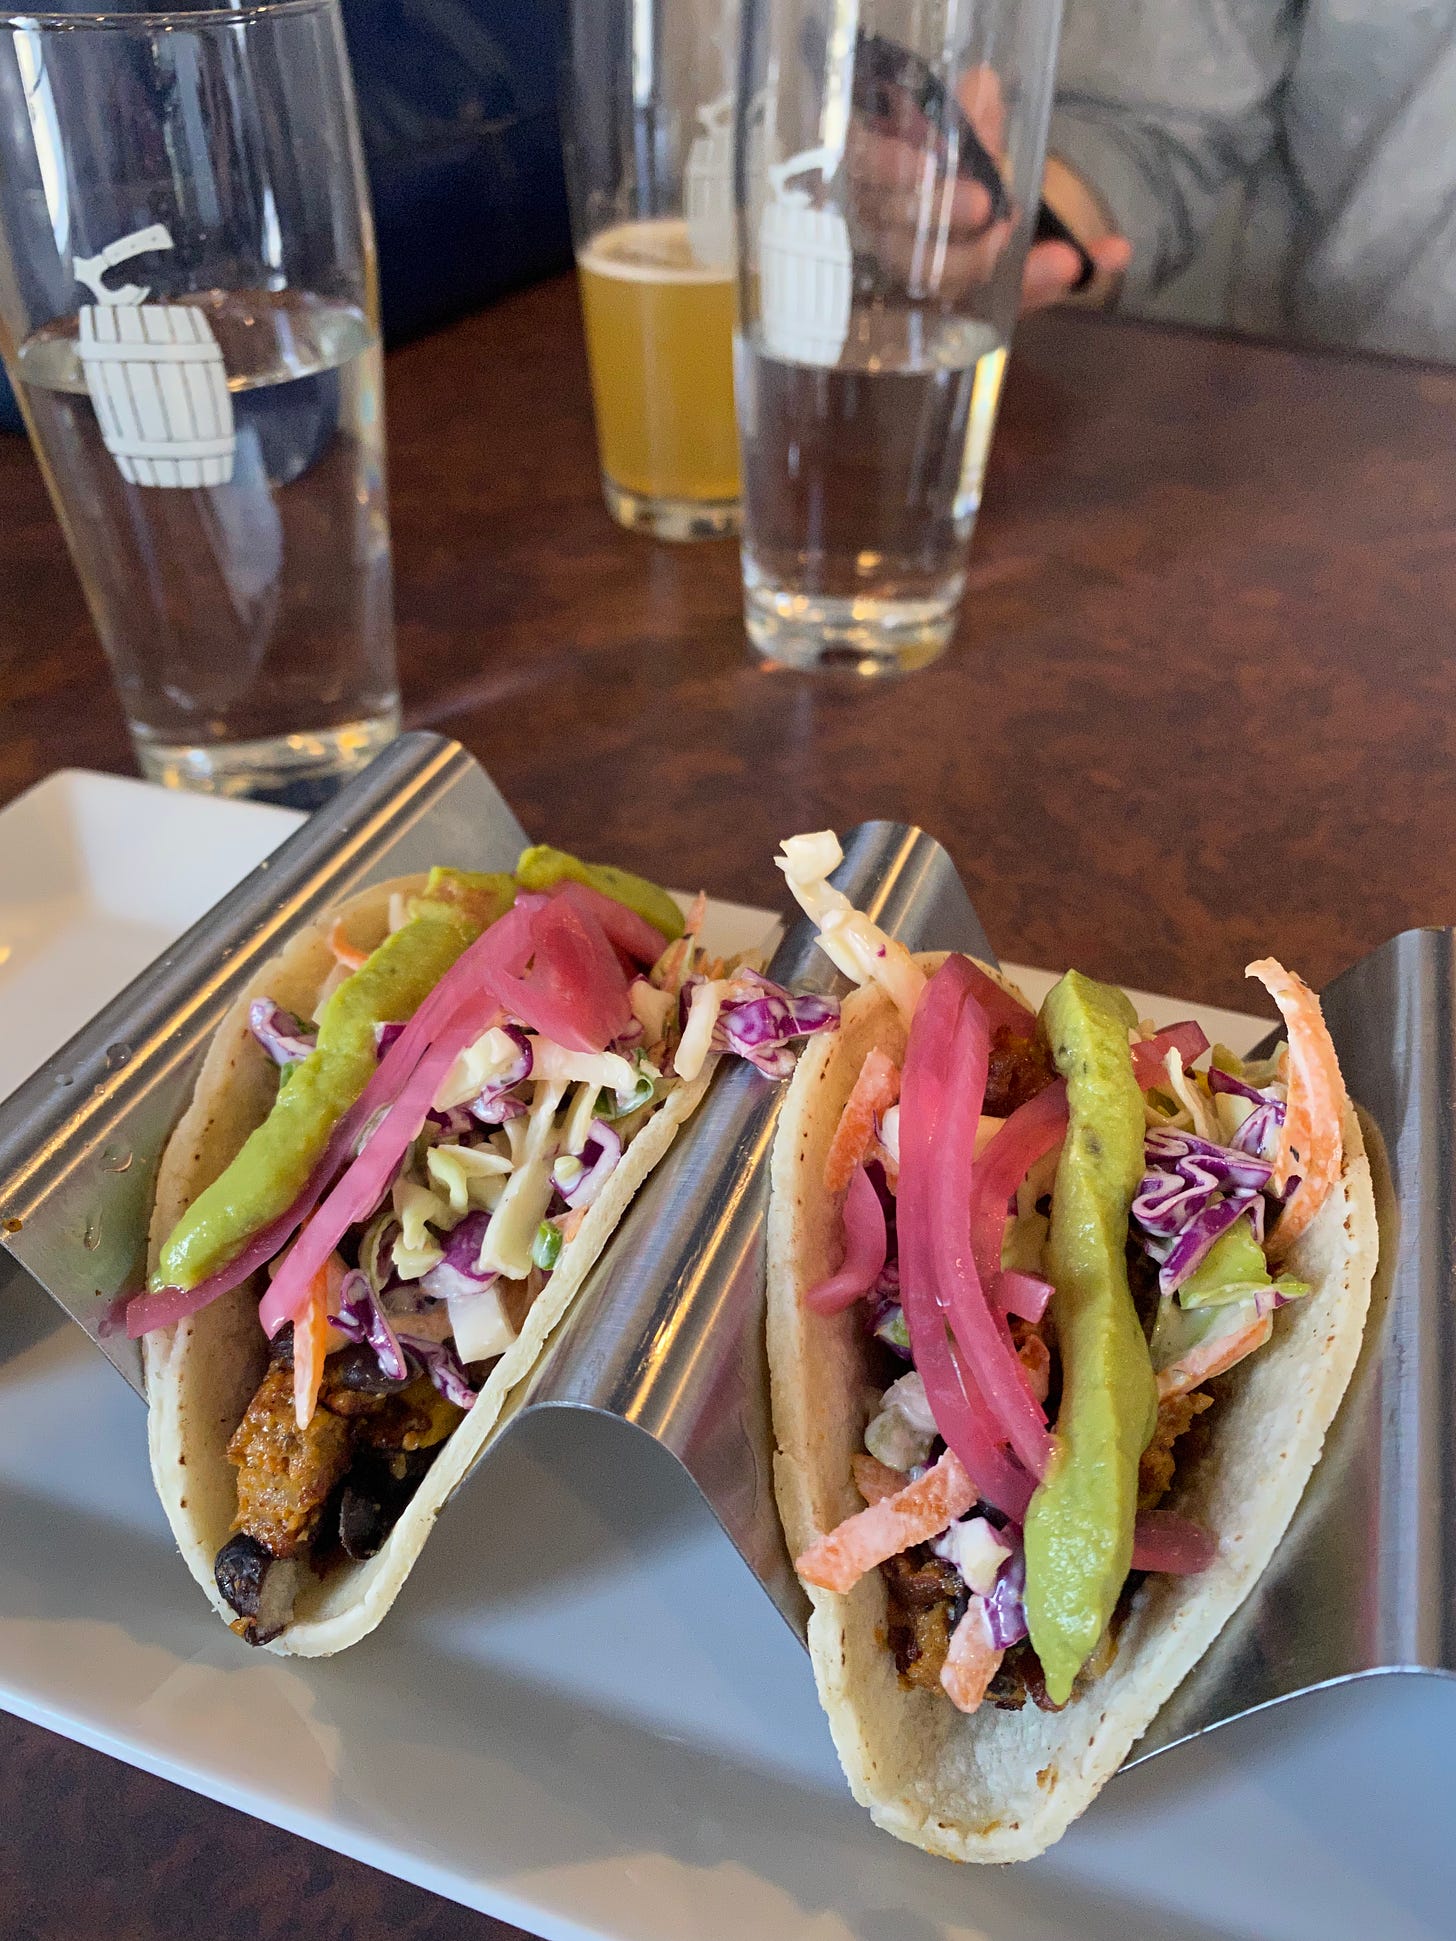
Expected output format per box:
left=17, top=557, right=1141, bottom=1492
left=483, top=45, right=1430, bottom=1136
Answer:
left=778, top=831, right=1348, bottom=1715
left=132, top=849, right=838, bottom=1643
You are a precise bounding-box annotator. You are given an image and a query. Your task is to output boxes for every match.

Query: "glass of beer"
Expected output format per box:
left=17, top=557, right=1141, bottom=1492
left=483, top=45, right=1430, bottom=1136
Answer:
left=563, top=0, right=741, bottom=541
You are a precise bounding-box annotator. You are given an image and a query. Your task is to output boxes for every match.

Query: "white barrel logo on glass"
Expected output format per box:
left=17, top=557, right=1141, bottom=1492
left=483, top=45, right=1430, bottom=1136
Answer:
left=758, top=149, right=851, bottom=368
left=685, top=93, right=735, bottom=270
left=74, top=224, right=235, bottom=487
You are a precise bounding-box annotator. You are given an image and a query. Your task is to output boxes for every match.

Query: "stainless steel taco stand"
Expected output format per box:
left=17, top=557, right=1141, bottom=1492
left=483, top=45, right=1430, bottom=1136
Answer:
left=0, top=731, right=1449, bottom=1774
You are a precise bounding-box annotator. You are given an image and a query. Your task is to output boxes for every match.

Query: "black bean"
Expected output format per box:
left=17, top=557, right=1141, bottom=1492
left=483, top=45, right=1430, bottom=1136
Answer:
left=335, top=1446, right=440, bottom=1561
left=213, top=1532, right=299, bottom=1645
left=327, top=1340, right=411, bottom=1395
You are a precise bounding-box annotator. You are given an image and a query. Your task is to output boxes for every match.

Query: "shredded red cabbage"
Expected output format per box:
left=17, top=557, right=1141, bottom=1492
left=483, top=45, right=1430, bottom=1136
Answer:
left=249, top=1001, right=316, bottom=1067
left=1232, top=1097, right=1286, bottom=1159
left=466, top=1024, right=533, bottom=1124
left=1206, top=1066, right=1265, bottom=1105
left=334, top=1268, right=409, bottom=1382
left=711, top=969, right=840, bottom=1078
left=420, top=1210, right=495, bottom=1301
left=984, top=1546, right=1028, bottom=1649
left=551, top=1120, right=624, bottom=1210
left=398, top=1334, right=478, bottom=1409
left=1133, top=1127, right=1275, bottom=1295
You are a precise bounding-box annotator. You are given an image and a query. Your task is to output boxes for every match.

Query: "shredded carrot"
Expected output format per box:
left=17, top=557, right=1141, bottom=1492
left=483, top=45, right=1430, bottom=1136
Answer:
left=1245, top=958, right=1346, bottom=1258
left=559, top=1206, right=588, bottom=1246
left=1157, top=1311, right=1272, bottom=1402
left=851, top=1451, right=907, bottom=1506
left=291, top=1250, right=350, bottom=1429
left=292, top=1271, right=330, bottom=1430
left=329, top=918, right=368, bottom=971
left=824, top=1047, right=902, bottom=1196
left=795, top=1450, right=977, bottom=1594
left=682, top=891, right=707, bottom=938
left=940, top=1597, right=1004, bottom=1714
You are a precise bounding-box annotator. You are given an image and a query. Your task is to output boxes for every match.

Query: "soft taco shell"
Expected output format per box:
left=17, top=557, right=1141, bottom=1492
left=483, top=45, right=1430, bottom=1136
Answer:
left=145, top=875, right=714, bottom=1656
left=767, top=953, right=1378, bottom=1861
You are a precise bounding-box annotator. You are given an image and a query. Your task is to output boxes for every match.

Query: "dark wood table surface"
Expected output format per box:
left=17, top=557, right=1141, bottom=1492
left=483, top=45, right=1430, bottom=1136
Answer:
left=2, top=273, right=1455, bottom=1937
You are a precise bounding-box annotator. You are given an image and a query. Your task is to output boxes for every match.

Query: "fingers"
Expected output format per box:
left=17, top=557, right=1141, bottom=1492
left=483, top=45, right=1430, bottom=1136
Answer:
left=848, top=125, right=996, bottom=236
left=1020, top=241, right=1085, bottom=312
left=954, top=65, right=1006, bottom=157
left=1019, top=234, right=1133, bottom=313
left=1088, top=235, right=1133, bottom=279
left=869, top=218, right=1014, bottom=301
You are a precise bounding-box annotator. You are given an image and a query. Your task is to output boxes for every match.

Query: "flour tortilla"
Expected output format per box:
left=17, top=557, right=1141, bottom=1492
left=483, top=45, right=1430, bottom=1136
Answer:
left=145, top=875, right=714, bottom=1656
left=767, top=953, right=1378, bottom=1861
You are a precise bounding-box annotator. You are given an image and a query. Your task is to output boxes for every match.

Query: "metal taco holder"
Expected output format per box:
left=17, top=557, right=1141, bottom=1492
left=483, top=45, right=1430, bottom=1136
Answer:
left=0, top=733, right=1448, bottom=1768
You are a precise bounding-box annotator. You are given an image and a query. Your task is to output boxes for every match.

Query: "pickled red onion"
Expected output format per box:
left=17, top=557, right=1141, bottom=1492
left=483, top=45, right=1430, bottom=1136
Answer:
left=924, top=959, right=1054, bottom=1477
left=805, top=1165, right=887, bottom=1314
left=492, top=896, right=631, bottom=1052
left=995, top=1270, right=1054, bottom=1324
left=128, top=903, right=541, bottom=1335
left=258, top=993, right=497, bottom=1337
left=960, top=960, right=1036, bottom=1040
left=543, top=878, right=668, bottom=967
left=968, top=1081, right=1068, bottom=1292
left=1131, top=1022, right=1210, bottom=1089
left=898, top=960, right=1034, bottom=1517
left=1131, top=1507, right=1217, bottom=1574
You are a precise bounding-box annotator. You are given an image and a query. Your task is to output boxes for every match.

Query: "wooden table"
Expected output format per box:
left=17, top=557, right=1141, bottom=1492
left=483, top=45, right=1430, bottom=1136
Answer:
left=2, top=274, right=1454, bottom=1937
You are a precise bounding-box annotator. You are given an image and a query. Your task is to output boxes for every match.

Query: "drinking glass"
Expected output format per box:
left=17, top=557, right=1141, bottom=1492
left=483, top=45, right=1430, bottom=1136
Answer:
left=562, top=0, right=742, bottom=541
left=735, top=0, right=1063, bottom=673
left=0, top=0, right=400, bottom=806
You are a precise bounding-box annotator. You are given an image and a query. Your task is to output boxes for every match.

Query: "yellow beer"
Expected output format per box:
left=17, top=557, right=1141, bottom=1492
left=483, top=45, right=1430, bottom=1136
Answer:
left=576, top=218, right=739, bottom=520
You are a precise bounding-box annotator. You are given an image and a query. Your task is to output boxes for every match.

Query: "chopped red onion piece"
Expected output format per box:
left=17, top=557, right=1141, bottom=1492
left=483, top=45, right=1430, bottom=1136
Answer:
left=1132, top=1507, right=1217, bottom=1573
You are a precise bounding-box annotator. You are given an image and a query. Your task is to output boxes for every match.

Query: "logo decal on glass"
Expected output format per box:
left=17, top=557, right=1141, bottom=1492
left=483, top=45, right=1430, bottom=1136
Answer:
left=74, top=224, right=236, bottom=487
left=758, top=149, right=851, bottom=368
left=685, top=93, right=736, bottom=270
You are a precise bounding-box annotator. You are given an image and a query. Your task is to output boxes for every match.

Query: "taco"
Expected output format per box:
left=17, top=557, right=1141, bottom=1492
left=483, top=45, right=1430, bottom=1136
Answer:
left=132, top=847, right=837, bottom=1653
left=766, top=831, right=1378, bottom=1860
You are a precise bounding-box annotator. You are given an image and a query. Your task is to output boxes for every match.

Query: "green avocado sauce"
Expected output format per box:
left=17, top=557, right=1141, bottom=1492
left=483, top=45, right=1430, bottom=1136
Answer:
left=153, top=868, right=514, bottom=1292
left=515, top=844, right=684, bottom=942
left=1023, top=971, right=1159, bottom=1705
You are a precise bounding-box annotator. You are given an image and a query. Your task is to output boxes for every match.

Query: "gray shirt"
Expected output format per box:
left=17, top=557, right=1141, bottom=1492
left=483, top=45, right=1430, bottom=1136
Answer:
left=1048, top=0, right=1456, bottom=361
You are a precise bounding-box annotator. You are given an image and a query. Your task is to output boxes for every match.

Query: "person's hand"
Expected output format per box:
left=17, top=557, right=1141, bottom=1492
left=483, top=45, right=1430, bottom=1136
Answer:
left=1020, top=231, right=1132, bottom=312
left=844, top=64, right=1131, bottom=310
left=844, top=65, right=1014, bottom=298
left=1022, top=154, right=1131, bottom=311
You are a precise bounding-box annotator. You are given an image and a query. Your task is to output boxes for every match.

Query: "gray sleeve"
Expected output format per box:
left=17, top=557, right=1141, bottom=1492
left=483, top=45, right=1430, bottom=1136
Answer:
left=1047, top=0, right=1300, bottom=291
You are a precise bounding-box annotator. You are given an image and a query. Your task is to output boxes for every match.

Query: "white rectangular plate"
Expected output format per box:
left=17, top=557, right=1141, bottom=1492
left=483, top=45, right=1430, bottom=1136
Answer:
left=0, top=777, right=1449, bottom=1941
